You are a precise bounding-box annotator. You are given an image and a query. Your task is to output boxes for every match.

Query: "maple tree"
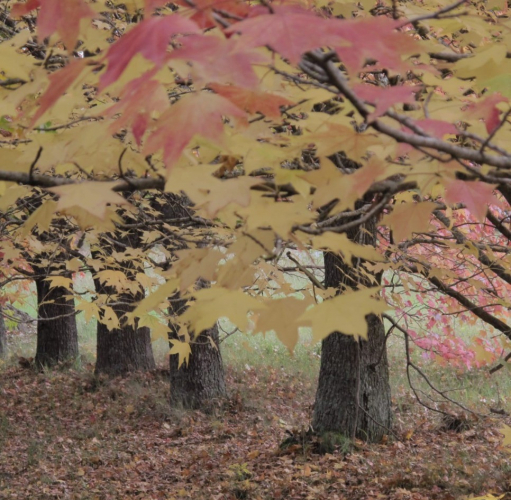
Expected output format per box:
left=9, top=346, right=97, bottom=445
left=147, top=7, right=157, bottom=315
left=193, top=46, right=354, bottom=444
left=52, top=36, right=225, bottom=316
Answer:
left=2, top=0, right=511, bottom=448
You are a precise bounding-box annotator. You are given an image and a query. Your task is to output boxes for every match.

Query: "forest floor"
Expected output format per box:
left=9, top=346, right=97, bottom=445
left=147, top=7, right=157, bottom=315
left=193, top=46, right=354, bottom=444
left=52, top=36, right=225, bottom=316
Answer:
left=0, top=360, right=510, bottom=500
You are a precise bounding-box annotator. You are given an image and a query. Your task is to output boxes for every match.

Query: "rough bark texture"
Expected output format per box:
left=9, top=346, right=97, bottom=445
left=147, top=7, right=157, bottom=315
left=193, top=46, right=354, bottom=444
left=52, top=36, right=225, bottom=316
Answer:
left=0, top=306, right=6, bottom=358
left=95, top=286, right=155, bottom=376
left=91, top=201, right=156, bottom=377
left=34, top=278, right=79, bottom=368
left=168, top=291, right=226, bottom=409
left=169, top=322, right=226, bottom=409
left=313, top=217, right=392, bottom=442
left=152, top=193, right=227, bottom=409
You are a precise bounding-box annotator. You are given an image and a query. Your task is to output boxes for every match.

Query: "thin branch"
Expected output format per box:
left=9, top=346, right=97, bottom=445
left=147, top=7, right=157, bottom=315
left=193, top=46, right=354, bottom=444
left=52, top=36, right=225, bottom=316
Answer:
left=398, top=0, right=468, bottom=27
left=480, top=108, right=511, bottom=155
left=285, top=251, right=325, bottom=290
left=305, top=52, right=511, bottom=171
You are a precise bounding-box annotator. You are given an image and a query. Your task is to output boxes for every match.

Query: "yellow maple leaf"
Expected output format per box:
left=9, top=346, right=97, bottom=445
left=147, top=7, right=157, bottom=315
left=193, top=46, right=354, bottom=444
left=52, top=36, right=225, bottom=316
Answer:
left=307, top=122, right=381, bottom=161
left=382, top=201, right=437, bottom=243
left=76, top=299, right=100, bottom=323
left=18, top=199, right=57, bottom=238
left=216, top=229, right=275, bottom=289
left=169, top=339, right=192, bottom=369
left=130, top=278, right=179, bottom=320
left=138, top=314, right=170, bottom=342
left=237, top=194, right=313, bottom=237
left=171, top=249, right=223, bottom=292
left=164, top=164, right=258, bottom=217
left=255, top=297, right=312, bottom=352
left=49, top=182, right=130, bottom=220
left=298, top=287, right=389, bottom=343
left=308, top=233, right=386, bottom=262
left=96, top=270, right=134, bottom=293
left=0, top=185, right=31, bottom=212
left=100, top=305, right=119, bottom=331
left=45, top=276, right=73, bottom=290
left=181, top=287, right=267, bottom=334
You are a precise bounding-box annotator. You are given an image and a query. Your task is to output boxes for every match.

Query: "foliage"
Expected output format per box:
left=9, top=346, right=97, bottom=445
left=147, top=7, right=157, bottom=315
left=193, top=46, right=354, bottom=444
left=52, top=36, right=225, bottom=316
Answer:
left=2, top=0, right=511, bottom=405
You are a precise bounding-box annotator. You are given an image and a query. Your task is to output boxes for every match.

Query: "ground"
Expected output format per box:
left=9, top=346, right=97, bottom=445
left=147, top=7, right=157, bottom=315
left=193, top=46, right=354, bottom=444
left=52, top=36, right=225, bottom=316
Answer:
left=1, top=358, right=510, bottom=500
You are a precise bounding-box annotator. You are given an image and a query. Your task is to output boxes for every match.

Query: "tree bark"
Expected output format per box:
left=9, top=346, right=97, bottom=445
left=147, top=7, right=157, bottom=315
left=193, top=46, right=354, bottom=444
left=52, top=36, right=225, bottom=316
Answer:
left=169, top=323, right=226, bottom=409
left=95, top=287, right=155, bottom=376
left=149, top=192, right=227, bottom=408
left=34, top=277, right=79, bottom=368
left=313, top=218, right=392, bottom=442
left=0, top=306, right=7, bottom=358
left=168, top=290, right=226, bottom=409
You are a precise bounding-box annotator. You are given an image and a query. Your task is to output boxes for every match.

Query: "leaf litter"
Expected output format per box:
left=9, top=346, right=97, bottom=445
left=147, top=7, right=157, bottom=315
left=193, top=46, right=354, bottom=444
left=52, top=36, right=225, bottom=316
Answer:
left=0, top=363, right=510, bottom=500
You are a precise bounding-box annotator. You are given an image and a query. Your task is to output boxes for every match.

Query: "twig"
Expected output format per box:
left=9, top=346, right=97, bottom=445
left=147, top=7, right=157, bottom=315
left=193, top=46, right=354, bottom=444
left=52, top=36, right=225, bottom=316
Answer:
left=398, top=0, right=468, bottom=28
left=480, top=108, right=511, bottom=154
left=28, top=146, right=43, bottom=183
left=285, top=251, right=325, bottom=290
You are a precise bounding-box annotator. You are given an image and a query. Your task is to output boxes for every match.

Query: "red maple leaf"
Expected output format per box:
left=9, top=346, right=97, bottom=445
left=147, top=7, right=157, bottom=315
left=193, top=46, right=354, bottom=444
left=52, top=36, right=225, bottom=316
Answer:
left=225, top=5, right=341, bottom=64
left=463, top=93, right=509, bottom=134
left=103, top=71, right=169, bottom=146
left=333, top=17, right=419, bottom=74
left=406, top=119, right=458, bottom=139
left=99, top=15, right=200, bottom=91
left=144, top=92, right=246, bottom=168
left=175, top=0, right=250, bottom=29
left=209, top=84, right=293, bottom=118
left=168, top=35, right=269, bottom=88
left=30, top=59, right=88, bottom=127
left=444, top=179, right=498, bottom=221
left=12, top=0, right=94, bottom=51
left=352, top=84, right=418, bottom=121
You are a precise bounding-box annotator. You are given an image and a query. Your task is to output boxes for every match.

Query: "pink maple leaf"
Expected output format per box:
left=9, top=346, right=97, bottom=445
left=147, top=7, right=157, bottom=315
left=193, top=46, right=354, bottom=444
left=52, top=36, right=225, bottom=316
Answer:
left=352, top=84, right=418, bottom=121
left=103, top=70, right=169, bottom=146
left=463, top=93, right=509, bottom=134
left=445, top=179, right=498, bottom=221
left=225, top=5, right=341, bottom=64
left=99, top=15, right=200, bottom=91
left=12, top=0, right=94, bottom=51
left=144, top=92, right=246, bottom=168
left=168, top=35, right=269, bottom=88
left=30, top=59, right=88, bottom=127
left=406, top=119, right=458, bottom=139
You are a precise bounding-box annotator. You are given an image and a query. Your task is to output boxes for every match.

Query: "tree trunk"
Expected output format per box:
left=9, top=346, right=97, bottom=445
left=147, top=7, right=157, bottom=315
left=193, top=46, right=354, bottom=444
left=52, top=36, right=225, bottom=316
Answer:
left=95, top=288, right=155, bottom=377
left=169, top=323, right=226, bottom=409
left=313, top=219, right=392, bottom=442
left=168, top=290, right=226, bottom=409
left=0, top=306, right=6, bottom=358
left=34, top=277, right=79, bottom=368
left=148, top=192, right=227, bottom=408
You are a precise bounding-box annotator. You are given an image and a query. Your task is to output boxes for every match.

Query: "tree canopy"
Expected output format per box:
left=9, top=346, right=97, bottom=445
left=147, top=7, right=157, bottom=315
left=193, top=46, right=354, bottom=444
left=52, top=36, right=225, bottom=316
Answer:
left=1, top=0, right=511, bottom=377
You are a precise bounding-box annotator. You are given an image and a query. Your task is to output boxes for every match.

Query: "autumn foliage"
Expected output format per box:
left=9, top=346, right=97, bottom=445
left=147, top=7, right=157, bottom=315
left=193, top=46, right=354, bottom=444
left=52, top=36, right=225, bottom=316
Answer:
left=1, top=0, right=511, bottom=388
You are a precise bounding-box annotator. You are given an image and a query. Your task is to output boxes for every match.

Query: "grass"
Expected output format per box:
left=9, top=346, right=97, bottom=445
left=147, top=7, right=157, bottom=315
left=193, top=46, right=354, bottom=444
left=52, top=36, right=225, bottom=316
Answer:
left=3, top=311, right=511, bottom=418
